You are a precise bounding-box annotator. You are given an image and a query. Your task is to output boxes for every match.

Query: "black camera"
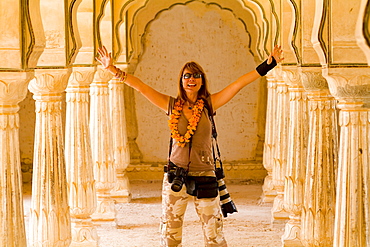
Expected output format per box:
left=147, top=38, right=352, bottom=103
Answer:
left=170, top=167, right=188, bottom=192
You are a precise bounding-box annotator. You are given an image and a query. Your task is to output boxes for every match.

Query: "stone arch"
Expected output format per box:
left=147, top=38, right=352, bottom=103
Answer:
left=115, top=0, right=277, bottom=68
left=128, top=1, right=269, bottom=163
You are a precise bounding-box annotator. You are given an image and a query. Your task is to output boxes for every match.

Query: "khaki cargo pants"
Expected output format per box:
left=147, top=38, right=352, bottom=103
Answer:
left=160, top=174, right=227, bottom=247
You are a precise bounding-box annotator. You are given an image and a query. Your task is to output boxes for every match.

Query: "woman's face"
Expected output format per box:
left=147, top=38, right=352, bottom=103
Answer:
left=181, top=69, right=203, bottom=94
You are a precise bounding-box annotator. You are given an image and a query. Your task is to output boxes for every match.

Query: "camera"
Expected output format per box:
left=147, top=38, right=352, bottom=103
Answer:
left=170, top=167, right=188, bottom=192
left=215, top=168, right=238, bottom=217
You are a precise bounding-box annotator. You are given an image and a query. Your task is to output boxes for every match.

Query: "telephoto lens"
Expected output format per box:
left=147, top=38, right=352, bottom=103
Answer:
left=215, top=168, right=237, bottom=217
left=171, top=167, right=187, bottom=192
left=218, top=178, right=238, bottom=217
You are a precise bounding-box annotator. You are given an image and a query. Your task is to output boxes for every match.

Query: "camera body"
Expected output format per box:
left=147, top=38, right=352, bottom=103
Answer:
left=168, top=166, right=188, bottom=192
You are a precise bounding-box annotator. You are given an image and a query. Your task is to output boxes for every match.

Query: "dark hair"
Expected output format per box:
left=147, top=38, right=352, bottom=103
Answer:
left=177, top=61, right=211, bottom=102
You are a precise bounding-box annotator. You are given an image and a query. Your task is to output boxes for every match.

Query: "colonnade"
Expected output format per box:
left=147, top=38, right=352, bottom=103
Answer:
left=26, top=67, right=131, bottom=246
left=1, top=0, right=370, bottom=246
left=261, top=66, right=370, bottom=246
left=5, top=70, right=126, bottom=246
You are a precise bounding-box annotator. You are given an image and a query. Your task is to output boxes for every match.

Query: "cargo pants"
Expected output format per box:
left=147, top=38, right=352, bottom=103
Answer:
left=160, top=173, right=227, bottom=247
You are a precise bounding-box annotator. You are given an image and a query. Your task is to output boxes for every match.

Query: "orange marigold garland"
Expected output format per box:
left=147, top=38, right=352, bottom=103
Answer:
left=168, top=99, right=205, bottom=147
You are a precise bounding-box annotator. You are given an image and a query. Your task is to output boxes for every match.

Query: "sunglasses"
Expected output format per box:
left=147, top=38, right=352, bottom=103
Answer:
left=183, top=73, right=202, bottom=79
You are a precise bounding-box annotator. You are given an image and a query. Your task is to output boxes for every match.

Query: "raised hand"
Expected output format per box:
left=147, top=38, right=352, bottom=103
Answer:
left=268, top=45, right=284, bottom=64
left=96, top=46, right=113, bottom=69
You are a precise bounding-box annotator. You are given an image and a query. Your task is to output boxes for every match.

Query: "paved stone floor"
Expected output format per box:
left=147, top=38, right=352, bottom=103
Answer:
left=23, top=181, right=284, bottom=247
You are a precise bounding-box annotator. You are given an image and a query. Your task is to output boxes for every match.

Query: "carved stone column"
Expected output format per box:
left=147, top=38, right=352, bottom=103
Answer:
left=324, top=68, right=370, bottom=247
left=65, top=68, right=98, bottom=246
left=271, top=67, right=290, bottom=224
left=281, top=68, right=309, bottom=246
left=124, top=64, right=142, bottom=164
left=90, top=68, right=116, bottom=224
left=300, top=70, right=338, bottom=247
left=0, top=72, right=32, bottom=246
left=29, top=69, right=72, bottom=247
left=109, top=66, right=131, bottom=203
left=261, top=72, right=278, bottom=204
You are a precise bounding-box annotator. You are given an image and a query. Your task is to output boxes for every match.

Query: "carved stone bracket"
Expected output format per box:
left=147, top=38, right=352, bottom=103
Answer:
left=323, top=67, right=370, bottom=105
left=301, top=69, right=329, bottom=92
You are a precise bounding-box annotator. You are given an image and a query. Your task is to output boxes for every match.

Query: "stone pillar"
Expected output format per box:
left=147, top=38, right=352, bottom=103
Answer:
left=124, top=64, right=142, bottom=164
left=323, top=68, right=370, bottom=247
left=281, top=68, right=309, bottom=246
left=301, top=70, right=337, bottom=247
left=0, top=72, right=32, bottom=246
left=90, top=68, right=116, bottom=224
left=261, top=72, right=278, bottom=204
left=271, top=67, right=290, bottom=225
left=65, top=68, right=98, bottom=246
left=29, top=69, right=72, bottom=247
left=109, top=67, right=132, bottom=203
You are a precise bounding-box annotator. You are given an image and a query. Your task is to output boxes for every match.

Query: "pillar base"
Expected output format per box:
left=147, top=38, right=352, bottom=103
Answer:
left=111, top=191, right=132, bottom=203
left=70, top=218, right=98, bottom=247
left=260, top=175, right=276, bottom=204
left=272, top=194, right=289, bottom=226
left=111, top=173, right=132, bottom=203
left=281, top=221, right=303, bottom=247
left=91, top=193, right=116, bottom=225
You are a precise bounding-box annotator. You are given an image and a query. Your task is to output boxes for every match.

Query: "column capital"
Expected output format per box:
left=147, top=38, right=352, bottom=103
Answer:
left=29, top=68, right=71, bottom=96
left=300, top=67, right=329, bottom=91
left=282, top=66, right=303, bottom=88
left=67, top=67, right=96, bottom=88
left=93, top=67, right=113, bottom=82
left=323, top=68, right=370, bottom=106
left=0, top=72, right=34, bottom=104
left=271, top=65, right=285, bottom=81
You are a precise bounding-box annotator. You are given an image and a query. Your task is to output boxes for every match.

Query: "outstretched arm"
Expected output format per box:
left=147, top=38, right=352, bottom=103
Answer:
left=211, top=45, right=283, bottom=111
left=96, top=46, right=169, bottom=112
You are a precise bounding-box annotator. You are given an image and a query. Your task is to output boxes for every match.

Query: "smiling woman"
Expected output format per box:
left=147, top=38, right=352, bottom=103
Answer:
left=96, top=40, right=282, bottom=246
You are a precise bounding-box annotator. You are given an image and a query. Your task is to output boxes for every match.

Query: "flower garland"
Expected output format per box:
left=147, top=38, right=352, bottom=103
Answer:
left=168, top=98, right=205, bottom=147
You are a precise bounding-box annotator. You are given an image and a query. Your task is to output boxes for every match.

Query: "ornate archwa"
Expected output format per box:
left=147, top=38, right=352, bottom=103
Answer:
left=112, top=0, right=279, bottom=68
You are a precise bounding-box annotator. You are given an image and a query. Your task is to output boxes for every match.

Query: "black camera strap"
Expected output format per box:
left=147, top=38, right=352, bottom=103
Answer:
left=203, top=99, right=223, bottom=171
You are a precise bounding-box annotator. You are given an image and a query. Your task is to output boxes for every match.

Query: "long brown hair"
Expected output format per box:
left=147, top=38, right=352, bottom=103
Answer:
left=177, top=61, right=211, bottom=102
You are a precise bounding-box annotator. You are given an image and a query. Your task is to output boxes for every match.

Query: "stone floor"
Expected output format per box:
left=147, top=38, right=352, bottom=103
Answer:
left=23, top=181, right=284, bottom=247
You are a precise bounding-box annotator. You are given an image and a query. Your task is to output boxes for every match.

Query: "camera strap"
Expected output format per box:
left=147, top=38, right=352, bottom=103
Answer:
left=203, top=99, right=223, bottom=171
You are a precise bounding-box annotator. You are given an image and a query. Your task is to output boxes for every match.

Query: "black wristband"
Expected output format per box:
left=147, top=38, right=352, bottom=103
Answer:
left=256, top=57, right=277, bottom=76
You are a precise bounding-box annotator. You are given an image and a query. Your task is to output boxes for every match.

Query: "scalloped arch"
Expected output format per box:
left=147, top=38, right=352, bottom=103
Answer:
left=114, top=0, right=277, bottom=67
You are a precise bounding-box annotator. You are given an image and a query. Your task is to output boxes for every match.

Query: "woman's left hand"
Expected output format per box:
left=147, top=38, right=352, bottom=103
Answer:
left=267, top=45, right=284, bottom=64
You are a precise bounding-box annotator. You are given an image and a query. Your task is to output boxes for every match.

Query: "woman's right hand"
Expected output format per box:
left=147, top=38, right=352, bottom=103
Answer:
left=96, top=46, right=113, bottom=69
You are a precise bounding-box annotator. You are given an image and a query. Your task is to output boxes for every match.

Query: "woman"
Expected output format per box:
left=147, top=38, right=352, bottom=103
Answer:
left=96, top=45, right=283, bottom=247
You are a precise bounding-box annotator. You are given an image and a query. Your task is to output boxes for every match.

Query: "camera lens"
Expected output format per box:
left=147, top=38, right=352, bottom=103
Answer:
left=171, top=180, right=183, bottom=192
left=170, top=167, right=187, bottom=192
